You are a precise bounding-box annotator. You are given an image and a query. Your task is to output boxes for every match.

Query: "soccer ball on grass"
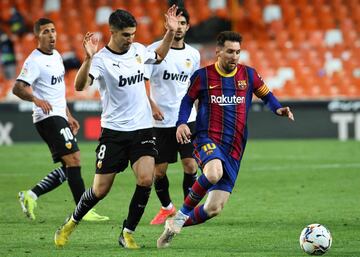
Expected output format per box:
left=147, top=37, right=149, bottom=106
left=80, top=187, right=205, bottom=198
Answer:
left=299, top=224, right=332, bottom=255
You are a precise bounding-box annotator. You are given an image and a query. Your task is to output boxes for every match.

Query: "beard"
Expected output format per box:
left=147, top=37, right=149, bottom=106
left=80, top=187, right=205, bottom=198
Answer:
left=174, top=35, right=184, bottom=41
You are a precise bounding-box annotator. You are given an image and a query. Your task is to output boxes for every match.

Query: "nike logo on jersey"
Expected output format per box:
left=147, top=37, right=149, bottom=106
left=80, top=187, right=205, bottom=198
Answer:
left=113, top=62, right=120, bottom=68
left=209, top=84, right=220, bottom=89
left=163, top=70, right=188, bottom=82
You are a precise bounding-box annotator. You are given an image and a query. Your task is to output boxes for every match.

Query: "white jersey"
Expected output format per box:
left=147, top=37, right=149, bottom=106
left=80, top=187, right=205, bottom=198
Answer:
left=90, top=43, right=157, bottom=131
left=17, top=49, right=67, bottom=123
left=145, top=41, right=200, bottom=128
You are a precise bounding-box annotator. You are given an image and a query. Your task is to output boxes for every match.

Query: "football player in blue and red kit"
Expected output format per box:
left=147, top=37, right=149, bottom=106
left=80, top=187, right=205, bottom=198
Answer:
left=157, top=31, right=294, bottom=248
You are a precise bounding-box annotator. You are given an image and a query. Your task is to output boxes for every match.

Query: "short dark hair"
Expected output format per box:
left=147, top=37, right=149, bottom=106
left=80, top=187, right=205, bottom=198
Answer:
left=109, top=9, right=137, bottom=30
left=177, top=7, right=190, bottom=24
left=34, top=18, right=54, bottom=35
left=216, top=31, right=243, bottom=47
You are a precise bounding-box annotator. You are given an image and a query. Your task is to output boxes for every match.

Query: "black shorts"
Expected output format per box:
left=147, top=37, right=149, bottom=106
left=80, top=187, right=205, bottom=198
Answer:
left=35, top=116, right=79, bottom=163
left=154, top=122, right=196, bottom=164
left=95, top=127, right=157, bottom=174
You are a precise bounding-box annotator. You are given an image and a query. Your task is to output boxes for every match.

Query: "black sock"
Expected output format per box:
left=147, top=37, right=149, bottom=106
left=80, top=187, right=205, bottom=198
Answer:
left=73, top=187, right=100, bottom=221
left=183, top=172, right=198, bottom=199
left=154, top=175, right=171, bottom=207
left=31, top=166, right=67, bottom=197
left=66, top=166, right=86, bottom=204
left=125, top=185, right=151, bottom=231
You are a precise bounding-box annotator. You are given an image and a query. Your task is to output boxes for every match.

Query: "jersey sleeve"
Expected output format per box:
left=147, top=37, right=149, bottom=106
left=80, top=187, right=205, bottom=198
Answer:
left=187, top=70, right=202, bottom=100
left=193, top=50, right=201, bottom=73
left=89, top=55, right=104, bottom=81
left=176, top=70, right=202, bottom=126
left=250, top=67, right=282, bottom=113
left=16, top=58, right=40, bottom=86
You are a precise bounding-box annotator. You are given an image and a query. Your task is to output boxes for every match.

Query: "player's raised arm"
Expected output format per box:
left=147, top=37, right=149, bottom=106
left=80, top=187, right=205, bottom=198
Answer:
left=154, top=5, right=179, bottom=63
left=74, top=32, right=99, bottom=91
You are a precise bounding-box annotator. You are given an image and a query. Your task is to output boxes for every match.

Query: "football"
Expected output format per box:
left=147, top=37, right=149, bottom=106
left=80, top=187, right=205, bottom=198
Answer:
left=299, top=224, right=332, bottom=255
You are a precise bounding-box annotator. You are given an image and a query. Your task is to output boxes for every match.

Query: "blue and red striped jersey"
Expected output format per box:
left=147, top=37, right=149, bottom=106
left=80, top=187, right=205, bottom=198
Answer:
left=177, top=62, right=279, bottom=160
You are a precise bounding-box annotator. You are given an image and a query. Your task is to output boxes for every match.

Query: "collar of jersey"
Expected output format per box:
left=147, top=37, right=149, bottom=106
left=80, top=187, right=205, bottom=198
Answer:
left=36, top=48, right=53, bottom=55
left=106, top=45, right=129, bottom=55
left=215, top=62, right=237, bottom=77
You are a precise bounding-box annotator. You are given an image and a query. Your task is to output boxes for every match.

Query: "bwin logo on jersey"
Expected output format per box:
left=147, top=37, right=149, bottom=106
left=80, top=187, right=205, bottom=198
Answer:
left=51, top=74, right=65, bottom=85
left=163, top=70, right=188, bottom=82
left=118, top=70, right=144, bottom=87
left=210, top=95, right=245, bottom=106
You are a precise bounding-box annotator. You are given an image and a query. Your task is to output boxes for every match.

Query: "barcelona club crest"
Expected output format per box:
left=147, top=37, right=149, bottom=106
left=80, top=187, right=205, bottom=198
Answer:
left=65, top=142, right=72, bottom=149
left=237, top=80, right=247, bottom=90
left=135, top=54, right=142, bottom=64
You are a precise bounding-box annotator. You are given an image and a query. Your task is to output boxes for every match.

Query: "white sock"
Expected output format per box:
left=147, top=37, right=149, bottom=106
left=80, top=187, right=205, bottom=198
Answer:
left=162, top=202, right=173, bottom=210
left=124, top=227, right=134, bottom=234
left=28, top=190, right=38, bottom=200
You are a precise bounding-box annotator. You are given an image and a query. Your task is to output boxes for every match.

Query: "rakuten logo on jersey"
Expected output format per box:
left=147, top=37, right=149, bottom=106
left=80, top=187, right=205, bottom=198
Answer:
left=118, top=70, right=144, bottom=87
left=210, top=95, right=245, bottom=106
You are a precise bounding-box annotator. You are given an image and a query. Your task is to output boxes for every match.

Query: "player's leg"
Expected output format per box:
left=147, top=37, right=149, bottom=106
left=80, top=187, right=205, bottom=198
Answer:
left=181, top=157, right=197, bottom=198
left=151, top=162, right=177, bottom=224
left=119, top=128, right=156, bottom=249
left=119, top=156, right=154, bottom=249
left=180, top=122, right=198, bottom=198
left=18, top=166, right=66, bottom=220
left=184, top=189, right=230, bottom=226
left=18, top=117, right=71, bottom=220
left=54, top=172, right=115, bottom=247
left=157, top=158, right=223, bottom=248
left=150, top=127, right=177, bottom=225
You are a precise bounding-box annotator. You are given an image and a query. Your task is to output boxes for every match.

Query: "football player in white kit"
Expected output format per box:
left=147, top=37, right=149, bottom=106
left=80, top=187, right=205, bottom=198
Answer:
left=12, top=18, right=108, bottom=222
left=145, top=7, right=200, bottom=225
left=54, top=5, right=180, bottom=249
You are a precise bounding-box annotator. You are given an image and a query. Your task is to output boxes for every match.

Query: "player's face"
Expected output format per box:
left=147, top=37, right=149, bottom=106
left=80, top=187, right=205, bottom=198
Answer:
left=37, top=23, right=56, bottom=54
left=174, top=16, right=189, bottom=41
left=217, top=41, right=241, bottom=73
left=111, top=27, right=136, bottom=52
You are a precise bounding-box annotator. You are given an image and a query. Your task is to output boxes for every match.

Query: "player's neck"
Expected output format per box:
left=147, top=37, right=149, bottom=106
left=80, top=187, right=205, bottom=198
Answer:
left=171, top=40, right=185, bottom=49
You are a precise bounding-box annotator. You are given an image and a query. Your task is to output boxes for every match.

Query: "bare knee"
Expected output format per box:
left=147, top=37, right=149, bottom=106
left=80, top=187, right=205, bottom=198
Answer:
left=92, top=185, right=110, bottom=199
left=154, top=164, right=167, bottom=179
left=62, top=151, right=81, bottom=167
left=137, top=173, right=153, bottom=187
left=182, top=158, right=197, bottom=174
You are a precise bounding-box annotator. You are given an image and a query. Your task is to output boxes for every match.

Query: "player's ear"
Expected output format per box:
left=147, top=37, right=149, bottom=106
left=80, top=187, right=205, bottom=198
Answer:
left=215, top=46, right=221, bottom=57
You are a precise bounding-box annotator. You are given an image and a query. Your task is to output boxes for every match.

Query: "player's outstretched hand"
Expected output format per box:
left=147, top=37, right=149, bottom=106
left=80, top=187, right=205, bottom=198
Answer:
left=276, top=107, right=294, bottom=121
left=33, top=97, right=52, bottom=115
left=83, top=32, right=99, bottom=59
left=176, top=124, right=192, bottom=144
left=164, top=4, right=180, bottom=32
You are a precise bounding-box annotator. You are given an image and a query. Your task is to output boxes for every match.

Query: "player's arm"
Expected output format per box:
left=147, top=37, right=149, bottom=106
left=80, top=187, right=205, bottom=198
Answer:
left=75, top=32, right=98, bottom=91
left=255, top=84, right=294, bottom=121
left=12, top=80, right=52, bottom=114
left=176, top=71, right=201, bottom=144
left=145, top=80, right=164, bottom=121
left=153, top=5, right=179, bottom=63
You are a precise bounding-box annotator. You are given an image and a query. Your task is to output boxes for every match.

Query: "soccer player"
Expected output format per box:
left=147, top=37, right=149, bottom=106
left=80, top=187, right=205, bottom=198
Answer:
left=12, top=18, right=108, bottom=222
left=157, top=31, right=294, bottom=248
left=54, top=6, right=180, bottom=249
left=145, top=7, right=200, bottom=225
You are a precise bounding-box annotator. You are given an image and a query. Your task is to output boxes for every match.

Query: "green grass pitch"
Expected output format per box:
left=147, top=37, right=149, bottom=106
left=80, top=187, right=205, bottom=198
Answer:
left=0, top=140, right=359, bottom=257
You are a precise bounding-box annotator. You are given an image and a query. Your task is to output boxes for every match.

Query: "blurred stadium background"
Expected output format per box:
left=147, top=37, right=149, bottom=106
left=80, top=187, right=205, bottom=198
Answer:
left=0, top=0, right=360, bottom=144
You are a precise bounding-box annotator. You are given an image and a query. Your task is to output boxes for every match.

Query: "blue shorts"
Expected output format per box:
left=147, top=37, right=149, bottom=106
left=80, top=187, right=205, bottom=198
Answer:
left=193, top=138, right=241, bottom=193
